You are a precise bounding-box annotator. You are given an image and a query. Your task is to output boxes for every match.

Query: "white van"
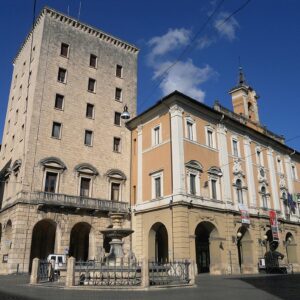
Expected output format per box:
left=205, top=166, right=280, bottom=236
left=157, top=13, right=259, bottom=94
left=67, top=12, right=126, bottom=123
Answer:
left=47, top=254, right=66, bottom=273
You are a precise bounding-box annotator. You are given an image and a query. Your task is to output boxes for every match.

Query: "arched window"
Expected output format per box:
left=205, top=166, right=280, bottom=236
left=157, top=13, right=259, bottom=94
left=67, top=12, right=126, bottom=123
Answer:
left=236, top=179, right=243, bottom=204
left=261, top=186, right=267, bottom=208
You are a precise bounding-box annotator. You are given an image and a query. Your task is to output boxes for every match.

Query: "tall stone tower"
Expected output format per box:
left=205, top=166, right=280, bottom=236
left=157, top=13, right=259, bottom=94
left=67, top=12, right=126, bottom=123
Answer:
left=0, top=7, right=138, bottom=274
left=229, top=67, right=260, bottom=123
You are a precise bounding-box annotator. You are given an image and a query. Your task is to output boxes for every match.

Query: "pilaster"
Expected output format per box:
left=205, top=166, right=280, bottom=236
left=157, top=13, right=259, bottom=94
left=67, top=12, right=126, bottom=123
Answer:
left=267, top=147, right=280, bottom=210
left=137, top=125, right=143, bottom=203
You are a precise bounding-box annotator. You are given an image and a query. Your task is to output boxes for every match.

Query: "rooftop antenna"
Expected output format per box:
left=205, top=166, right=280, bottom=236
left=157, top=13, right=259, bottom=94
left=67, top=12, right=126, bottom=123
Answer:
left=77, top=1, right=82, bottom=20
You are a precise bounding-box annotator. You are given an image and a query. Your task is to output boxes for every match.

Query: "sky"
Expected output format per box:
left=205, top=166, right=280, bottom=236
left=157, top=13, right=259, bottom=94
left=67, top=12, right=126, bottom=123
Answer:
left=0, top=0, right=300, bottom=150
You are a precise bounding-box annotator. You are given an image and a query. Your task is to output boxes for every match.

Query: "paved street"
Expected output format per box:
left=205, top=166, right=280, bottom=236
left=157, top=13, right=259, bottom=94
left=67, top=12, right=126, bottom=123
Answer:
left=0, top=273, right=299, bottom=300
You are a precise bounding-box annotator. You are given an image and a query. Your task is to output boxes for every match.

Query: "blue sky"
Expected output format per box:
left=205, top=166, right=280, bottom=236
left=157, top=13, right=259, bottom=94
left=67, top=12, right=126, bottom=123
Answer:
left=1, top=0, right=300, bottom=150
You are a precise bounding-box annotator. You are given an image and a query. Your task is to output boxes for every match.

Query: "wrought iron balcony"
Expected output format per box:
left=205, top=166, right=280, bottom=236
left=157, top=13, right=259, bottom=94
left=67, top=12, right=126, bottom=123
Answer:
left=2, top=191, right=129, bottom=213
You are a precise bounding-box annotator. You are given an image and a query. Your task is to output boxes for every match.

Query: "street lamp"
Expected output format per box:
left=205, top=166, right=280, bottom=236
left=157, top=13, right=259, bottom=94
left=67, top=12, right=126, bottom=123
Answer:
left=121, top=105, right=130, bottom=120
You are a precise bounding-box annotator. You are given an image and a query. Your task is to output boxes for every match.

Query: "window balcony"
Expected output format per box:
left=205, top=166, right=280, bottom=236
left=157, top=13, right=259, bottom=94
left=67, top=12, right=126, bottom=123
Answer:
left=1, top=191, right=128, bottom=213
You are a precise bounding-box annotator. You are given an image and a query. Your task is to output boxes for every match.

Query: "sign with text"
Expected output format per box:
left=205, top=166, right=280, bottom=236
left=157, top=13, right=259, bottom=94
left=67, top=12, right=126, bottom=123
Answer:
left=238, top=203, right=250, bottom=225
left=269, top=210, right=279, bottom=241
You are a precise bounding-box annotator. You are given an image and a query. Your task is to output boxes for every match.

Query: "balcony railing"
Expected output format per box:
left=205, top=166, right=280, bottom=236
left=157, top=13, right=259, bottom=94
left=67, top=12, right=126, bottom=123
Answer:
left=2, top=191, right=128, bottom=213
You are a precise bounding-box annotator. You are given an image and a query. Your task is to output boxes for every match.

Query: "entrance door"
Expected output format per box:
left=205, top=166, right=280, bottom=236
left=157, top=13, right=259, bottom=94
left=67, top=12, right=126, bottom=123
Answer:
left=196, top=240, right=210, bottom=273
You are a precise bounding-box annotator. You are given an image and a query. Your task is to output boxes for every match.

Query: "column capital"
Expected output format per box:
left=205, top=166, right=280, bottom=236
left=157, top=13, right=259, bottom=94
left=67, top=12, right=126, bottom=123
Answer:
left=169, top=104, right=184, bottom=117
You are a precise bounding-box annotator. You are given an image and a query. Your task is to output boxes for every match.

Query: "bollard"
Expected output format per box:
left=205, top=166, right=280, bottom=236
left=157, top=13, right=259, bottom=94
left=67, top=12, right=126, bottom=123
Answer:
left=30, top=258, right=40, bottom=284
left=141, top=257, right=149, bottom=288
left=66, top=256, right=75, bottom=287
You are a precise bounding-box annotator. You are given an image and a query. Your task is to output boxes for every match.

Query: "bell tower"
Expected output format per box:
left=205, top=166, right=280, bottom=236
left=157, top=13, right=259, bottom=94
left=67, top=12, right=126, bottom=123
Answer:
left=229, top=67, right=260, bottom=123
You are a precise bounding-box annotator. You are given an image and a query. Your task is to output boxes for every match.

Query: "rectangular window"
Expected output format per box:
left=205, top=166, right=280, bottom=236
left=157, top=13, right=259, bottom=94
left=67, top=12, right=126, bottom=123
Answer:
left=207, top=130, right=213, bottom=148
left=88, top=78, right=96, bottom=92
left=190, top=174, right=196, bottom=195
left=19, top=85, right=22, bottom=98
left=114, top=112, right=121, bottom=126
left=113, top=137, right=121, bottom=152
left=44, top=172, right=58, bottom=193
left=155, top=177, right=161, bottom=198
left=90, top=54, right=97, bottom=68
left=60, top=43, right=69, bottom=57
left=187, top=121, right=193, bottom=140
left=84, top=130, right=93, bottom=146
left=116, top=65, right=123, bottom=78
left=7, top=120, right=10, bottom=134
left=211, top=179, right=217, bottom=200
left=257, top=150, right=263, bottom=166
left=233, top=140, right=239, bottom=157
left=115, top=88, right=122, bottom=101
left=292, top=165, right=297, bottom=180
left=86, top=103, right=94, bottom=119
left=154, top=126, right=160, bottom=145
left=55, top=94, right=64, bottom=110
left=111, top=182, right=120, bottom=201
left=57, top=68, right=67, bottom=83
left=80, top=177, right=91, bottom=197
left=52, top=122, right=62, bottom=139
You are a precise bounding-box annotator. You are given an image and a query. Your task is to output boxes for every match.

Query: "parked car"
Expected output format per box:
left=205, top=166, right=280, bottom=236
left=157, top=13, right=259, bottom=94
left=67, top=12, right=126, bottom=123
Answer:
left=47, top=254, right=66, bottom=275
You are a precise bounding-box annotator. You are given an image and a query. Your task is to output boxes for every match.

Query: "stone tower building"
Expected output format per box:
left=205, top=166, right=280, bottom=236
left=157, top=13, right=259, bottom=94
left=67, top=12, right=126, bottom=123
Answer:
left=0, top=7, right=138, bottom=274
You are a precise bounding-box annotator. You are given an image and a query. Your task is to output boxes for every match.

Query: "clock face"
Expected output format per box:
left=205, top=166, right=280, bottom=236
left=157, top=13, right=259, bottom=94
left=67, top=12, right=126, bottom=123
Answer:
left=260, top=168, right=265, bottom=177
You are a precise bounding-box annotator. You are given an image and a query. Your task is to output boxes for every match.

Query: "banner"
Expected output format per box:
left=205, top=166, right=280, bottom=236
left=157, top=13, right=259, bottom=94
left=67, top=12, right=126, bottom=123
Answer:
left=269, top=210, right=279, bottom=241
left=238, top=203, right=250, bottom=225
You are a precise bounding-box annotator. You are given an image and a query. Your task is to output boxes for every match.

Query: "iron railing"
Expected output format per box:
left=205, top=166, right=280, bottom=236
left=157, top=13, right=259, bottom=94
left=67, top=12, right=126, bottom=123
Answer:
left=149, top=261, right=190, bottom=286
left=38, top=260, right=50, bottom=282
left=2, top=191, right=128, bottom=213
left=75, top=258, right=142, bottom=286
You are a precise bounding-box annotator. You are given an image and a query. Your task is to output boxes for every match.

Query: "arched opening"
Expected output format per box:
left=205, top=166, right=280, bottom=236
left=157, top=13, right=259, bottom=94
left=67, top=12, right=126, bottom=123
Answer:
left=29, top=219, right=56, bottom=272
left=69, top=222, right=91, bottom=261
left=5, top=220, right=13, bottom=250
left=236, top=179, right=243, bottom=204
left=237, top=226, right=253, bottom=273
left=195, top=221, right=219, bottom=274
left=149, top=222, right=168, bottom=263
left=285, top=232, right=297, bottom=264
left=103, top=236, right=112, bottom=254
left=261, top=186, right=268, bottom=208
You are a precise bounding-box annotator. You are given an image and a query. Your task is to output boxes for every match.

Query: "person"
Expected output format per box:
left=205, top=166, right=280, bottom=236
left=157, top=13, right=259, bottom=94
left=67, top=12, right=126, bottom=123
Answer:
left=48, top=259, right=55, bottom=282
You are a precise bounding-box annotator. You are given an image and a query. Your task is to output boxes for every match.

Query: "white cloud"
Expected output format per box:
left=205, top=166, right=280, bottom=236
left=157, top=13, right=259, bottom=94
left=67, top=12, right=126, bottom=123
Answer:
left=197, top=36, right=216, bottom=49
left=214, top=12, right=239, bottom=41
left=147, top=28, right=191, bottom=60
left=153, top=59, right=216, bottom=102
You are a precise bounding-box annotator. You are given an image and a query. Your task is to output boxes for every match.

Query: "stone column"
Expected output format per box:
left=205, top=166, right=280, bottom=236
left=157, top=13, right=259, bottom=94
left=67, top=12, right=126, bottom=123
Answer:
left=267, top=147, right=280, bottom=210
left=170, top=105, right=185, bottom=195
left=216, top=124, right=232, bottom=205
left=243, top=137, right=256, bottom=207
left=137, top=125, right=143, bottom=204
left=65, top=257, right=75, bottom=287
left=188, top=260, right=195, bottom=285
left=30, top=258, right=39, bottom=284
left=141, top=257, right=149, bottom=288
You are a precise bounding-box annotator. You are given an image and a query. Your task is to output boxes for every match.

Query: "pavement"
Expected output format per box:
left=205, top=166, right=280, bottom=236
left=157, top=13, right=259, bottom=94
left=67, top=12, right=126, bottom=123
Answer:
left=0, top=273, right=299, bottom=300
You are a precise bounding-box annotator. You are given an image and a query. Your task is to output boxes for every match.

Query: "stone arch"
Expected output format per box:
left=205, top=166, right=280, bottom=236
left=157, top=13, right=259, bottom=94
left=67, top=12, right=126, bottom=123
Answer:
left=69, top=222, right=93, bottom=261
left=285, top=232, right=297, bottom=264
left=148, top=222, right=168, bottom=263
left=195, top=221, right=221, bottom=274
left=237, top=226, right=254, bottom=273
left=29, top=219, right=57, bottom=272
left=74, top=163, right=99, bottom=176
left=4, top=220, right=13, bottom=250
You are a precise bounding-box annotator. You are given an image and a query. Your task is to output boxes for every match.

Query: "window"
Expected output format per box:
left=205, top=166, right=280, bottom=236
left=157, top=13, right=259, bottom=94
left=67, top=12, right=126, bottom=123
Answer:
left=111, top=182, right=120, bottom=201
left=15, top=110, right=19, bottom=124
left=6, top=120, right=10, bottom=134
left=292, top=165, right=297, bottom=180
left=207, top=130, right=213, bottom=148
left=84, top=130, right=93, bottom=146
left=90, top=54, right=97, bottom=68
left=187, top=121, right=193, bottom=140
left=80, top=177, right=91, bottom=197
left=232, top=139, right=239, bottom=157
left=153, top=126, right=161, bottom=146
left=211, top=179, right=217, bottom=200
left=20, top=124, right=24, bottom=142
left=57, top=68, right=67, bottom=83
left=155, top=177, right=161, bottom=198
left=277, top=157, right=283, bottom=173
left=261, top=186, right=267, bottom=208
left=256, top=149, right=263, bottom=166
left=54, top=94, right=64, bottom=110
left=115, top=88, right=122, bottom=101
left=151, top=171, right=163, bottom=199
left=60, top=43, right=69, bottom=57
left=86, top=103, right=94, bottom=119
left=52, top=122, right=62, bottom=139
left=88, top=78, right=96, bottom=92
left=12, top=135, right=15, bottom=148
left=44, top=172, right=58, bottom=193
left=116, top=65, right=123, bottom=78
left=190, top=174, right=196, bottom=195
left=22, top=61, right=26, bottom=76
left=236, top=179, right=243, bottom=204
left=114, top=112, right=121, bottom=126
left=113, top=137, right=121, bottom=152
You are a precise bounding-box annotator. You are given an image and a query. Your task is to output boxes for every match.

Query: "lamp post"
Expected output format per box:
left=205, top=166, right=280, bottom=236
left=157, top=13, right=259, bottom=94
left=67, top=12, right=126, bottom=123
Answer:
left=236, top=232, right=242, bottom=273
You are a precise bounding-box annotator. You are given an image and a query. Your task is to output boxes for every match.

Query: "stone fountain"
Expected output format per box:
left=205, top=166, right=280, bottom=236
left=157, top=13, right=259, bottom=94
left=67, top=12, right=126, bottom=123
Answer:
left=100, top=212, right=133, bottom=264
